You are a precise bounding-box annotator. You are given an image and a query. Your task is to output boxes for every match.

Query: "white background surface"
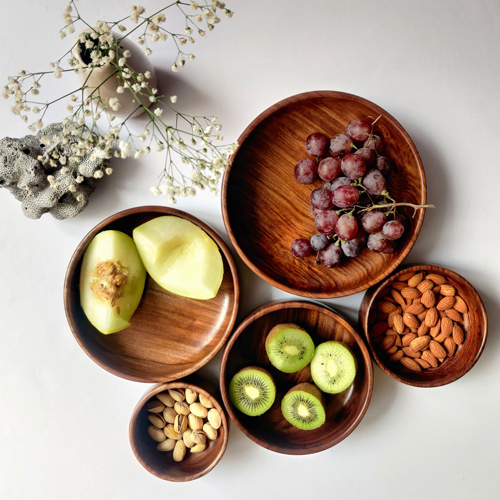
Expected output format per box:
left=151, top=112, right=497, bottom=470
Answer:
left=1, top=1, right=499, bottom=498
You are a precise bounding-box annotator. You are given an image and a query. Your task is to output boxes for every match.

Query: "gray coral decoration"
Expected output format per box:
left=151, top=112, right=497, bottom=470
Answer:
left=0, top=123, right=109, bottom=219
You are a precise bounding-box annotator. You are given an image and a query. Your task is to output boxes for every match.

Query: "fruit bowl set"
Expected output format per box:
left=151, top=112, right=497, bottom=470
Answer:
left=64, top=91, right=488, bottom=481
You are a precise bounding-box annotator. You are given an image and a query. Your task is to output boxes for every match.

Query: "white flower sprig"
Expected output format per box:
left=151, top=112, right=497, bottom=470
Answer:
left=2, top=0, right=236, bottom=203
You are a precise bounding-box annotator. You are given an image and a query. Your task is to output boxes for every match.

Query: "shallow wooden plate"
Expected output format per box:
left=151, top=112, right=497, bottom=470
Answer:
left=64, top=206, right=239, bottom=382
left=359, top=264, right=488, bottom=387
left=222, top=90, right=427, bottom=298
left=219, top=301, right=373, bottom=455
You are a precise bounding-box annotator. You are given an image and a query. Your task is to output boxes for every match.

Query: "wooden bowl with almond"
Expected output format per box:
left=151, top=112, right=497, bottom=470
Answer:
left=359, top=264, right=487, bottom=387
left=129, top=379, right=229, bottom=482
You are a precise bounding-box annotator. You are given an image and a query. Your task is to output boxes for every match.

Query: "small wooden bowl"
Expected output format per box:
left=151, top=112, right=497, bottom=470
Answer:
left=64, top=206, right=239, bottom=382
left=221, top=90, right=427, bottom=298
left=359, top=264, right=488, bottom=387
left=129, top=379, right=229, bottom=482
left=219, top=301, right=373, bottom=455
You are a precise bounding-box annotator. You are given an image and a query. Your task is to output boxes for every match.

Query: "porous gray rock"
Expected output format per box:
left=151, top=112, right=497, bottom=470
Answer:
left=0, top=123, right=109, bottom=219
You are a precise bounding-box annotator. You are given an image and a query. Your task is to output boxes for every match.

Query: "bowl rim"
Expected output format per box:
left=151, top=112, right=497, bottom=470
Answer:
left=129, top=380, right=229, bottom=482
left=63, top=205, right=240, bottom=382
left=219, top=299, right=374, bottom=455
left=359, top=263, right=488, bottom=387
left=221, top=89, right=427, bottom=298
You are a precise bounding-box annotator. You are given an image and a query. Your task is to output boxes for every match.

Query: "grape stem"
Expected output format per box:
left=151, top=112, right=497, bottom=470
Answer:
left=359, top=202, right=435, bottom=216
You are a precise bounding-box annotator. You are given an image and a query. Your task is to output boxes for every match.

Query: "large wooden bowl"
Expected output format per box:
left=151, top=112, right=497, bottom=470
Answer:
left=221, top=90, right=427, bottom=298
left=359, top=264, right=488, bottom=387
left=64, top=206, right=239, bottom=382
left=219, top=301, right=373, bottom=455
left=129, top=379, right=229, bottom=482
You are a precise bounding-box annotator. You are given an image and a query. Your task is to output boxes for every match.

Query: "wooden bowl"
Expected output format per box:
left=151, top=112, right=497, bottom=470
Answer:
left=129, top=379, right=229, bottom=482
left=359, top=264, right=488, bottom=387
left=221, top=90, right=427, bottom=298
left=64, top=206, right=239, bottom=382
left=219, top=301, right=373, bottom=455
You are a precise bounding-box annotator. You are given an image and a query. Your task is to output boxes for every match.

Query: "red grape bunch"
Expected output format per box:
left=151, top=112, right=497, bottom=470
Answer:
left=291, top=118, right=432, bottom=267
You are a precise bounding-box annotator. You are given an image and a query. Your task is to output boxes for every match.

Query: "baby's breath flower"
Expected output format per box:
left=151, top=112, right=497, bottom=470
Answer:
left=93, top=170, right=104, bottom=179
left=105, top=167, right=113, bottom=175
left=145, top=48, right=152, bottom=56
left=170, top=95, right=177, bottom=103
left=150, top=186, right=160, bottom=196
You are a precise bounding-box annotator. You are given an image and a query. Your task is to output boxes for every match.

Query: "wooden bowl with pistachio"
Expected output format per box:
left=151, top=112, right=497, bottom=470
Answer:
left=129, top=379, right=229, bottom=482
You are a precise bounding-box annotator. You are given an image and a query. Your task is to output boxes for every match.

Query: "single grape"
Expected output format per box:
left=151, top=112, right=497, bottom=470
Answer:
left=375, top=156, right=392, bottom=177
left=367, top=232, right=396, bottom=254
left=341, top=153, right=367, bottom=179
left=354, top=147, right=375, bottom=165
left=336, top=214, right=358, bottom=241
left=291, top=238, right=312, bottom=258
left=363, top=134, right=384, bottom=154
left=294, top=158, right=318, bottom=184
left=346, top=119, right=371, bottom=142
left=361, top=210, right=387, bottom=234
left=394, top=211, right=409, bottom=230
left=332, top=185, right=359, bottom=208
left=351, top=227, right=368, bottom=245
left=305, top=132, right=329, bottom=157
left=318, top=157, right=341, bottom=181
left=315, top=210, right=339, bottom=235
left=362, top=169, right=387, bottom=196
left=382, top=220, right=405, bottom=240
left=310, top=205, right=327, bottom=218
left=319, top=243, right=342, bottom=268
left=329, top=134, right=353, bottom=157
left=310, top=233, right=329, bottom=252
left=341, top=240, right=363, bottom=258
left=310, top=188, right=333, bottom=210
left=329, top=176, right=352, bottom=191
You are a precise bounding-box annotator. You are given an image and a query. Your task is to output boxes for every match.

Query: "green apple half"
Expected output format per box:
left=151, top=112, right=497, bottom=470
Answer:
left=79, top=230, right=146, bottom=334
left=133, top=216, right=224, bottom=300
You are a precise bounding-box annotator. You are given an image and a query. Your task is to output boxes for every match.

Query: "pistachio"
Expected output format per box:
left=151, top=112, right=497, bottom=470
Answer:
left=207, top=408, right=221, bottom=430
left=168, top=388, right=185, bottom=403
left=199, top=393, right=214, bottom=409
left=190, top=444, right=206, bottom=453
left=190, top=402, right=208, bottom=418
left=173, top=440, right=187, bottom=462
left=183, top=429, right=195, bottom=448
left=148, top=425, right=166, bottom=443
left=174, top=414, right=188, bottom=434
left=164, top=424, right=182, bottom=440
left=188, top=413, right=204, bottom=431
left=148, top=413, right=166, bottom=429
left=192, top=430, right=207, bottom=446
left=146, top=400, right=165, bottom=414
left=163, top=407, right=177, bottom=424
left=174, top=401, right=190, bottom=416
left=185, top=388, right=198, bottom=404
left=157, top=438, right=176, bottom=452
left=203, top=422, right=218, bottom=441
left=156, top=392, right=175, bottom=407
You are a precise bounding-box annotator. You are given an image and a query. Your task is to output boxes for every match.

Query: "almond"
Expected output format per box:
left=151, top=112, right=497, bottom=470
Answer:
left=377, top=300, right=398, bottom=313
left=417, top=310, right=427, bottom=322
left=429, top=340, right=447, bottom=359
left=436, top=296, right=456, bottom=311
left=426, top=273, right=447, bottom=285
left=387, top=310, right=399, bottom=328
left=440, top=284, right=456, bottom=296
left=452, top=324, right=465, bottom=345
left=394, top=335, right=402, bottom=347
left=410, top=336, right=431, bottom=351
left=421, top=289, right=436, bottom=308
left=391, top=289, right=406, bottom=306
left=433, top=285, right=441, bottom=294
left=415, top=358, right=431, bottom=369
left=445, top=309, right=463, bottom=322
left=444, top=337, right=457, bottom=357
left=453, top=296, right=468, bottom=314
left=381, top=334, right=397, bottom=351
left=402, top=332, right=418, bottom=347
left=403, top=312, right=420, bottom=330
left=417, top=322, right=430, bottom=337
left=389, top=349, right=404, bottom=362
left=387, top=345, right=398, bottom=355
left=405, top=302, right=425, bottom=315
left=401, top=287, right=421, bottom=300
left=392, top=281, right=407, bottom=291
left=402, top=347, right=421, bottom=358
left=417, top=279, right=434, bottom=293
left=429, top=319, right=441, bottom=338
left=441, top=317, right=453, bottom=337
left=408, top=272, right=425, bottom=288
left=434, top=332, right=451, bottom=344
left=398, top=271, right=416, bottom=281
left=421, top=350, right=439, bottom=368
left=424, top=307, right=438, bottom=327
left=393, top=314, right=405, bottom=334
left=400, top=356, right=421, bottom=371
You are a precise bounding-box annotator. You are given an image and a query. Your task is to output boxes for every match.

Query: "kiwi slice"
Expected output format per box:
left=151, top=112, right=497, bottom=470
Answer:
left=311, top=341, right=357, bottom=394
left=265, top=323, right=315, bottom=373
left=281, top=383, right=325, bottom=430
left=229, top=367, right=276, bottom=417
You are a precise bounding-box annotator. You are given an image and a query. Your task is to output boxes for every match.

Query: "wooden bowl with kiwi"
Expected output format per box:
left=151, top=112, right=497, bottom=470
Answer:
left=359, top=264, right=488, bottom=387
left=129, top=378, right=229, bottom=482
left=219, top=300, right=373, bottom=455
left=64, top=206, right=239, bottom=382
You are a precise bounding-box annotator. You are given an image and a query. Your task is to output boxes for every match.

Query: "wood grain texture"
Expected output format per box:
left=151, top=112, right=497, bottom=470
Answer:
left=221, top=90, right=427, bottom=298
left=359, top=264, right=488, bottom=387
left=219, top=300, right=373, bottom=455
left=64, top=206, right=239, bottom=382
left=129, top=379, right=228, bottom=482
